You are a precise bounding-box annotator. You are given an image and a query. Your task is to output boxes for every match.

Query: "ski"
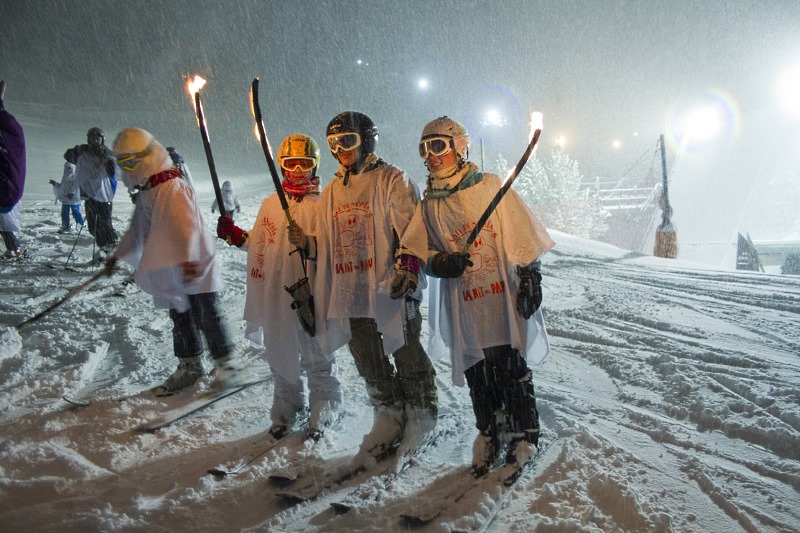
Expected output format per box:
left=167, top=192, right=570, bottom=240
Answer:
left=329, top=418, right=457, bottom=514
left=398, top=437, right=554, bottom=527
left=135, top=378, right=269, bottom=433
left=62, top=376, right=118, bottom=406
left=275, top=444, right=400, bottom=503
left=207, top=416, right=310, bottom=478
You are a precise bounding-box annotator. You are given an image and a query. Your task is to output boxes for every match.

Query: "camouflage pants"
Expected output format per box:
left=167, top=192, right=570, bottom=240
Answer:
left=347, top=300, right=437, bottom=416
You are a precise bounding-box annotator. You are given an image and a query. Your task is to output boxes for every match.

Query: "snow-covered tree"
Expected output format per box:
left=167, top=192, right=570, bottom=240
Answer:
left=505, top=146, right=608, bottom=239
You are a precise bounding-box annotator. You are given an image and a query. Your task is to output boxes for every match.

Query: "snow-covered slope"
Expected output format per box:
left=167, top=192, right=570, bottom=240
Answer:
left=1, top=192, right=799, bottom=532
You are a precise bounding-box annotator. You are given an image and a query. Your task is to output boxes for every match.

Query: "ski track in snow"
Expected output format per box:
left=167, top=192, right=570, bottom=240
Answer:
left=1, top=195, right=799, bottom=532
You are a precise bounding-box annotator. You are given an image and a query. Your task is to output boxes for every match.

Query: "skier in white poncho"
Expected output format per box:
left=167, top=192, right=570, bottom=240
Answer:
left=211, top=180, right=241, bottom=219
left=49, top=162, right=84, bottom=233
left=217, top=133, right=349, bottom=441
left=288, top=111, right=438, bottom=466
left=105, top=128, right=243, bottom=396
left=407, top=116, right=555, bottom=477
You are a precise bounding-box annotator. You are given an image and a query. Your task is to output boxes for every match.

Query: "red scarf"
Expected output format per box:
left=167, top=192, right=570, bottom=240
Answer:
left=282, top=176, right=320, bottom=200
left=143, top=169, right=182, bottom=190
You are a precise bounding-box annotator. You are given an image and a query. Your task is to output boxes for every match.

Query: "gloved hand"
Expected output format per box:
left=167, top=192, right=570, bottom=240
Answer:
left=104, top=255, right=117, bottom=277
left=429, top=251, right=473, bottom=278
left=216, top=215, right=247, bottom=247
left=182, top=261, right=200, bottom=283
left=49, top=179, right=57, bottom=186
left=516, top=263, right=543, bottom=319
left=390, top=254, right=420, bottom=299
left=287, top=221, right=309, bottom=252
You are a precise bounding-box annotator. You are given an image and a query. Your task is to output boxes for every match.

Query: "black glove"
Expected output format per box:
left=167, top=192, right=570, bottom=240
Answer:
left=49, top=179, right=57, bottom=186
left=429, top=252, right=473, bottom=278
left=516, top=263, right=543, bottom=319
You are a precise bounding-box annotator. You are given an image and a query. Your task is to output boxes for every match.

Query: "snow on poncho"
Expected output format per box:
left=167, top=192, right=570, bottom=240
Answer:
left=242, top=193, right=350, bottom=382
left=114, top=177, right=222, bottom=312
left=313, top=159, right=427, bottom=356
left=412, top=167, right=556, bottom=386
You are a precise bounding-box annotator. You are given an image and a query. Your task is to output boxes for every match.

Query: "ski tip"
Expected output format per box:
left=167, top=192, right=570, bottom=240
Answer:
left=399, top=514, right=431, bottom=527
left=62, top=396, right=90, bottom=407
left=330, top=502, right=353, bottom=515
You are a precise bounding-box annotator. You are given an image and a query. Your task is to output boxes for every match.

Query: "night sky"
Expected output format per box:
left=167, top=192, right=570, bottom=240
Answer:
left=3, top=0, right=799, bottom=183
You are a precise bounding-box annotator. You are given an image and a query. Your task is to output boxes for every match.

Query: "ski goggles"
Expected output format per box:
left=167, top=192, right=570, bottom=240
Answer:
left=280, top=157, right=316, bottom=172
left=418, top=136, right=453, bottom=159
left=115, top=143, right=153, bottom=172
left=115, top=153, right=143, bottom=172
left=326, top=132, right=361, bottom=154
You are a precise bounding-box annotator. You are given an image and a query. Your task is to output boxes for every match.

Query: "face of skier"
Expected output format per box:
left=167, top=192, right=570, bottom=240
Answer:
left=425, top=147, right=458, bottom=174
left=88, top=132, right=104, bottom=148
left=327, top=132, right=362, bottom=169
left=334, top=146, right=360, bottom=168
left=281, top=158, right=315, bottom=185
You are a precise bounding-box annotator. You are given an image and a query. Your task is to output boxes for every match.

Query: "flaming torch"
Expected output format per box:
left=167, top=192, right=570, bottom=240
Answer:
left=461, top=111, right=543, bottom=252
left=187, top=75, right=226, bottom=218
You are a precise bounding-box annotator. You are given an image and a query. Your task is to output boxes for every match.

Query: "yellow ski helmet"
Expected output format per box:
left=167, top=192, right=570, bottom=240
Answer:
left=278, top=134, right=321, bottom=176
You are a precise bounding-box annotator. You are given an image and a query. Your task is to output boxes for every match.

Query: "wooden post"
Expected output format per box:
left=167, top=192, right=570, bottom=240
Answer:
left=654, top=134, right=678, bottom=258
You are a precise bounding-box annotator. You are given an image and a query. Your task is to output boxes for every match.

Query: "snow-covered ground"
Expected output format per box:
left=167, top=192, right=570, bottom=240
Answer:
left=1, top=186, right=799, bottom=532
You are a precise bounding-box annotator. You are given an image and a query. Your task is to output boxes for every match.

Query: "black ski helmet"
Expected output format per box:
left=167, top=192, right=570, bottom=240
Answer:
left=87, top=127, right=105, bottom=144
left=326, top=111, right=378, bottom=154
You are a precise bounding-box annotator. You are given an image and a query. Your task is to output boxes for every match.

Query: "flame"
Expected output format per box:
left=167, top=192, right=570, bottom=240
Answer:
left=529, top=111, right=544, bottom=139
left=187, top=75, right=206, bottom=96
left=186, top=75, right=207, bottom=113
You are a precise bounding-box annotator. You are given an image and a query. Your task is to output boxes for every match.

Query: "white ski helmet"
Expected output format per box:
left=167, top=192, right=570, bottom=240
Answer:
left=420, top=116, right=470, bottom=160
left=112, top=128, right=171, bottom=189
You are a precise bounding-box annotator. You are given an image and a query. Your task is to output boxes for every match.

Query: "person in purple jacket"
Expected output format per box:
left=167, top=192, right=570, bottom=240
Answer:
left=0, top=80, right=27, bottom=261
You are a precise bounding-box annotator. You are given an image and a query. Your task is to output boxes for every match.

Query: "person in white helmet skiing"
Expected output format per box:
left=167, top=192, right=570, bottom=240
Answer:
left=407, top=116, right=555, bottom=477
left=105, top=127, right=242, bottom=396
left=288, top=111, right=438, bottom=466
left=217, top=133, right=348, bottom=441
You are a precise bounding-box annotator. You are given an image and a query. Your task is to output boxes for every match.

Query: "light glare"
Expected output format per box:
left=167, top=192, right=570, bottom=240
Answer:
left=778, top=65, right=800, bottom=117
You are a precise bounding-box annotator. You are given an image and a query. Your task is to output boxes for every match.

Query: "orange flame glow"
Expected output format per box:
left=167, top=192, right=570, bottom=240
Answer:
left=186, top=75, right=207, bottom=110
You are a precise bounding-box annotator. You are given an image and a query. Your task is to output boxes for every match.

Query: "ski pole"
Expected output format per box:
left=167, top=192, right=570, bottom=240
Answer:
left=186, top=75, right=227, bottom=218
left=461, top=112, right=543, bottom=254
left=64, top=220, right=85, bottom=269
left=15, top=269, right=109, bottom=330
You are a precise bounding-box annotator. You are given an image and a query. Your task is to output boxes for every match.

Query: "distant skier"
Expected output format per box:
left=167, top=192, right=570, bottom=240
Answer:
left=63, top=126, right=118, bottom=262
left=408, top=116, right=555, bottom=476
left=49, top=162, right=84, bottom=233
left=106, top=127, right=243, bottom=395
left=217, top=133, right=349, bottom=441
left=211, top=180, right=241, bottom=219
left=288, top=111, right=437, bottom=465
left=0, top=80, right=27, bottom=261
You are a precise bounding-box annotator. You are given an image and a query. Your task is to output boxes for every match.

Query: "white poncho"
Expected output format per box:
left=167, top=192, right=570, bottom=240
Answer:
left=313, top=159, right=427, bottom=356
left=115, top=178, right=222, bottom=312
left=413, top=167, right=556, bottom=386
left=242, top=193, right=350, bottom=383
